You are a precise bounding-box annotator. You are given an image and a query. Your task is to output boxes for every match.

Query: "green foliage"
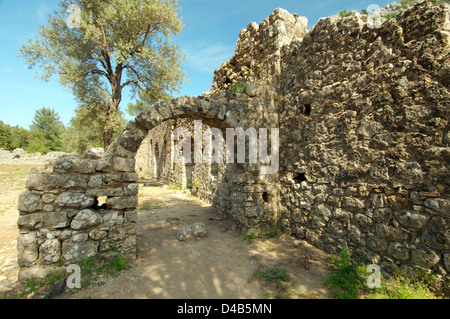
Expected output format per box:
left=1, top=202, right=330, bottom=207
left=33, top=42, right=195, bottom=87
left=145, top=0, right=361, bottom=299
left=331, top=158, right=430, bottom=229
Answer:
left=20, top=0, right=186, bottom=147
left=366, top=268, right=443, bottom=299
left=0, top=121, right=30, bottom=151
left=61, top=101, right=126, bottom=153
left=167, top=183, right=182, bottom=190
left=243, top=229, right=279, bottom=242
left=324, top=249, right=367, bottom=299
left=250, top=268, right=291, bottom=296
left=230, top=80, right=248, bottom=94
left=27, top=107, right=65, bottom=154
left=361, top=9, right=368, bottom=15
left=264, top=229, right=279, bottom=238
left=339, top=10, right=355, bottom=17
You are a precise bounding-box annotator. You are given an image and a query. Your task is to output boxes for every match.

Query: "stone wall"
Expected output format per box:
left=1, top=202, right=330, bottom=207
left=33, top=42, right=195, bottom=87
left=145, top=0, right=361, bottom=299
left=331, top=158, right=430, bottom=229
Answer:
left=18, top=1, right=450, bottom=280
left=275, top=1, right=450, bottom=274
left=17, top=152, right=138, bottom=280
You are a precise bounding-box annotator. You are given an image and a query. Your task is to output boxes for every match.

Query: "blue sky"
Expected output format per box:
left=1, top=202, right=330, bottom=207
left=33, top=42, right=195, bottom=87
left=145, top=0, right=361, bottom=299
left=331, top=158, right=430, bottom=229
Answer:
left=0, top=0, right=394, bottom=129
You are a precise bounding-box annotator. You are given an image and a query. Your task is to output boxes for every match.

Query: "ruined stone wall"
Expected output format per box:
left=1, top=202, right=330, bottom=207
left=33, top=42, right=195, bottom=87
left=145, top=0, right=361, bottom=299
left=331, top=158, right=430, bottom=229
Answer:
left=212, top=1, right=450, bottom=274
left=18, top=1, right=450, bottom=280
left=17, top=152, right=138, bottom=280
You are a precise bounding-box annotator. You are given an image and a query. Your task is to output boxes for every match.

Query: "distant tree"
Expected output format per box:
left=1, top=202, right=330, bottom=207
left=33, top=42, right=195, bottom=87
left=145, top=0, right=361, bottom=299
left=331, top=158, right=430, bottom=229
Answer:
left=0, top=121, right=30, bottom=151
left=20, top=0, right=186, bottom=149
left=62, top=102, right=126, bottom=153
left=27, top=107, right=65, bottom=154
left=0, top=121, right=12, bottom=150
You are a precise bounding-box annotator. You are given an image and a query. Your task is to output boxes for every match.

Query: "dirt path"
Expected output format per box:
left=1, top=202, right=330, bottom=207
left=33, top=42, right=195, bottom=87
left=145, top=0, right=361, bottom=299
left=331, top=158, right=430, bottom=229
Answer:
left=0, top=165, right=332, bottom=299
left=69, top=185, right=331, bottom=299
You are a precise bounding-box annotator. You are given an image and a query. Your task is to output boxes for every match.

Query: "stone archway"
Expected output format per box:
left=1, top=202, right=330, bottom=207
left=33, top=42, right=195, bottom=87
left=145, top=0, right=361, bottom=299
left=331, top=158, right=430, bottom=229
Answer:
left=16, top=93, right=272, bottom=281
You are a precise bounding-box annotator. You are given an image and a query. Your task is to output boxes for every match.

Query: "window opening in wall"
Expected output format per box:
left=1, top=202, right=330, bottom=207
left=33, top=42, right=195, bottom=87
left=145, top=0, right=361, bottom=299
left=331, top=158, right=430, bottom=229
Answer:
left=302, top=104, right=311, bottom=116
left=293, top=172, right=307, bottom=184
left=96, top=196, right=107, bottom=209
left=262, top=192, right=270, bottom=203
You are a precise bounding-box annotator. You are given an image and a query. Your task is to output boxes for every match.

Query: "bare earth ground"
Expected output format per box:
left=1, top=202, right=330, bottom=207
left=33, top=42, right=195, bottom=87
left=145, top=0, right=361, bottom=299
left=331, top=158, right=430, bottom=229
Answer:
left=0, top=164, right=332, bottom=299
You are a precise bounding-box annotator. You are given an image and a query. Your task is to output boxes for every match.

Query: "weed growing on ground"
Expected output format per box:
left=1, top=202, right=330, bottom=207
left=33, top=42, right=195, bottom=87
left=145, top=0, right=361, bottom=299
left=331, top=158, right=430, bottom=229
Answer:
left=249, top=268, right=291, bottom=298
left=324, top=249, right=445, bottom=299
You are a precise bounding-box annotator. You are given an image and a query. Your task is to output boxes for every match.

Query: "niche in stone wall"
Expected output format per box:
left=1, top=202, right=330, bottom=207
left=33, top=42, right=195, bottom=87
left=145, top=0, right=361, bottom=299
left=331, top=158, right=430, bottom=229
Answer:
left=293, top=172, right=307, bottom=184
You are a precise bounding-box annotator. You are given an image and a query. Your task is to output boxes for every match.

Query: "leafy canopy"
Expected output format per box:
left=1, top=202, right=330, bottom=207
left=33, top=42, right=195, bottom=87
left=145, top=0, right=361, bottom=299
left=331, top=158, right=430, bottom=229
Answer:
left=20, top=0, right=186, bottom=147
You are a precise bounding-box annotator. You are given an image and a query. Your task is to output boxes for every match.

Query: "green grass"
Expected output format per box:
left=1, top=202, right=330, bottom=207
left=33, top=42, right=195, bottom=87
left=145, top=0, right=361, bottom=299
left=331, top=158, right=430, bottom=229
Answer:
left=365, top=268, right=443, bottom=299
left=324, top=249, right=445, bottom=299
left=243, top=229, right=279, bottom=242
left=1, top=251, right=131, bottom=299
left=142, top=183, right=160, bottom=187
left=250, top=268, right=291, bottom=298
left=324, top=249, right=367, bottom=299
left=230, top=81, right=248, bottom=94
left=167, top=183, right=182, bottom=190
left=339, top=10, right=355, bottom=17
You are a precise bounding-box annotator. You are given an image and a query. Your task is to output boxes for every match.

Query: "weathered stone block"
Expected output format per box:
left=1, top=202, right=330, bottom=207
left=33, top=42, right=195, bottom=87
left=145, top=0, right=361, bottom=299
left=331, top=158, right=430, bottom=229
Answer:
left=102, top=211, right=123, bottom=227
left=72, top=159, right=97, bottom=174
left=394, top=210, right=429, bottom=229
left=62, top=174, right=89, bottom=190
left=367, top=237, right=388, bottom=252
left=411, top=245, right=440, bottom=268
left=17, top=232, right=38, bottom=267
left=39, top=239, right=61, bottom=265
left=177, top=222, right=207, bottom=241
left=62, top=240, right=98, bottom=262
left=341, top=197, right=365, bottom=212
left=387, top=242, right=410, bottom=261
left=106, top=196, right=138, bottom=210
left=86, top=187, right=124, bottom=197
left=422, top=220, right=450, bottom=250
left=88, top=175, right=104, bottom=188
left=70, top=209, right=103, bottom=230
left=123, top=183, right=139, bottom=196
left=56, top=192, right=95, bottom=209
left=89, top=229, right=108, bottom=240
left=112, top=156, right=136, bottom=172
left=96, top=160, right=112, bottom=172
left=18, top=211, right=70, bottom=230
left=108, top=224, right=136, bottom=241
left=18, top=191, right=41, bottom=213
left=424, top=198, right=449, bottom=216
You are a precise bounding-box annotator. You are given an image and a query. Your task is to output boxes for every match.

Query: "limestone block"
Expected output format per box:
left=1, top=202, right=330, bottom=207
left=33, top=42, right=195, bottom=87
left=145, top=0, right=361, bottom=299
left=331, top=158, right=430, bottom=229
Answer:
left=18, top=211, right=70, bottom=230
left=18, top=191, right=41, bottom=213
left=39, top=239, right=61, bottom=265
left=17, top=232, right=38, bottom=267
left=112, top=156, right=136, bottom=172
left=424, top=198, right=449, bottom=216
left=106, top=196, right=138, bottom=210
left=394, top=210, right=429, bottom=229
left=72, top=159, right=97, bottom=174
left=387, top=242, right=410, bottom=261
left=70, top=209, right=102, bottom=230
left=411, top=245, right=440, bottom=268
left=62, top=240, right=98, bottom=262
left=177, top=222, right=207, bottom=241
left=56, top=192, right=95, bottom=209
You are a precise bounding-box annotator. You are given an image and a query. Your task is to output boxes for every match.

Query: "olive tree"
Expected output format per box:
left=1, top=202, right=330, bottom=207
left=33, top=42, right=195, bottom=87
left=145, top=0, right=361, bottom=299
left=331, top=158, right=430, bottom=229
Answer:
left=20, top=0, right=186, bottom=148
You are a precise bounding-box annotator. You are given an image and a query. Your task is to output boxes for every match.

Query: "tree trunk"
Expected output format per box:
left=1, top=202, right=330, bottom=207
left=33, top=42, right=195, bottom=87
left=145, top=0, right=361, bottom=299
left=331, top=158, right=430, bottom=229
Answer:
left=103, top=65, right=124, bottom=149
left=102, top=102, right=117, bottom=149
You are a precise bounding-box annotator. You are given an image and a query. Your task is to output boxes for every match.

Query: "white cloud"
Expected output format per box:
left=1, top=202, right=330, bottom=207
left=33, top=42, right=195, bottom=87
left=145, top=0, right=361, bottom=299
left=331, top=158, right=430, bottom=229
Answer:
left=185, top=42, right=234, bottom=74
left=36, top=1, right=50, bottom=23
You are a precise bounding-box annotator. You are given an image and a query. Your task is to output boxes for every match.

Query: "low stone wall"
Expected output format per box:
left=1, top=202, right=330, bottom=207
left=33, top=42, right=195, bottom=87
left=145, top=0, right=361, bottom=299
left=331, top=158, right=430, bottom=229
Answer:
left=17, top=152, right=138, bottom=280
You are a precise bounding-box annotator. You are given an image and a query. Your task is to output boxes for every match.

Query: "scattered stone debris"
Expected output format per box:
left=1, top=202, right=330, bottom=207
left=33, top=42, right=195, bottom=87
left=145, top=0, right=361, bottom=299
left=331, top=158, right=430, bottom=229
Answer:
left=177, top=222, right=207, bottom=241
